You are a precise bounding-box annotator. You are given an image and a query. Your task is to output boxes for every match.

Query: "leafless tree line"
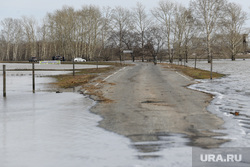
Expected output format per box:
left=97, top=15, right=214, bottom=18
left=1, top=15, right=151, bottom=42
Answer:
left=0, top=0, right=248, bottom=62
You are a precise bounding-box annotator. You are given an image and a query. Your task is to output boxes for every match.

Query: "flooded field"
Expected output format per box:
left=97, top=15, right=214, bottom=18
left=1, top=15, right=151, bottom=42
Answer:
left=0, top=63, right=191, bottom=167
left=188, top=59, right=250, bottom=147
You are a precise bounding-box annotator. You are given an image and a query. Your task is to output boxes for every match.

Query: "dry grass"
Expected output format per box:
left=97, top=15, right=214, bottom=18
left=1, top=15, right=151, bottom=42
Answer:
left=108, top=82, right=116, bottom=86
left=52, top=75, right=96, bottom=88
left=77, top=66, right=115, bottom=74
left=83, top=84, right=114, bottom=103
left=51, top=66, right=120, bottom=103
left=51, top=66, right=116, bottom=88
left=162, top=63, right=225, bottom=79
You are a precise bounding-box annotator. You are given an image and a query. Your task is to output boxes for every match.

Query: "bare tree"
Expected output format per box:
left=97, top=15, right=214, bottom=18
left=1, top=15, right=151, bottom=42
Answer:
left=1, top=1, right=248, bottom=63
left=180, top=8, right=196, bottom=65
left=111, top=6, right=133, bottom=62
left=75, top=7, right=89, bottom=59
left=12, top=19, right=24, bottom=61
left=152, top=0, right=176, bottom=63
left=47, top=6, right=76, bottom=60
left=144, top=26, right=165, bottom=63
left=133, top=2, right=151, bottom=62
left=22, top=16, right=38, bottom=60
left=173, top=4, right=190, bottom=65
left=0, top=38, right=3, bottom=60
left=223, top=2, right=247, bottom=61
left=191, top=0, right=226, bottom=79
left=1, top=18, right=14, bottom=60
left=74, top=6, right=102, bottom=61
left=37, top=18, right=49, bottom=60
left=190, top=0, right=226, bottom=63
left=99, top=7, right=112, bottom=60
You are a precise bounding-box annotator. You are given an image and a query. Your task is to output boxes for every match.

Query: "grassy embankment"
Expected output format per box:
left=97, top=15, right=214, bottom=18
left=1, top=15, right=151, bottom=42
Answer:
left=52, top=62, right=124, bottom=102
left=162, top=63, right=225, bottom=79
left=52, top=67, right=109, bottom=88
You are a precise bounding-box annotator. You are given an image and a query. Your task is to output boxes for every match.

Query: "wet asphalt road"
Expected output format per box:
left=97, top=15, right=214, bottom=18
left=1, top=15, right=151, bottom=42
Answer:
left=91, top=62, right=228, bottom=150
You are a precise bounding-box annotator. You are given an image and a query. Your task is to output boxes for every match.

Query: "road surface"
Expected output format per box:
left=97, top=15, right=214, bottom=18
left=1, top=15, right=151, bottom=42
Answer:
left=91, top=62, right=228, bottom=148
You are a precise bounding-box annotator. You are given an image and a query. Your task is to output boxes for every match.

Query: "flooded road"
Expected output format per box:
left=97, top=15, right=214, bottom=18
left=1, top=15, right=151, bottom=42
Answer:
left=2, top=61, right=250, bottom=166
left=1, top=61, right=250, bottom=166
left=0, top=65, right=192, bottom=167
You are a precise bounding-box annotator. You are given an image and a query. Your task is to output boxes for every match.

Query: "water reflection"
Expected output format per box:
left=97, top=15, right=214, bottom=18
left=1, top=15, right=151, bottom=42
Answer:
left=129, top=132, right=189, bottom=160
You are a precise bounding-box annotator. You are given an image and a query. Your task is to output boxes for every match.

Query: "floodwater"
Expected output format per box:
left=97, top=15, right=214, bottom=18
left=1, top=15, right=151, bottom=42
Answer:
left=187, top=59, right=250, bottom=147
left=0, top=63, right=108, bottom=70
left=2, top=61, right=250, bottom=166
left=0, top=64, right=192, bottom=167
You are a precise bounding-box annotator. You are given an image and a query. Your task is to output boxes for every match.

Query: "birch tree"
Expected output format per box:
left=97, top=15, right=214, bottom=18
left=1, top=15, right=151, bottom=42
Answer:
left=0, top=18, right=14, bottom=60
left=99, top=7, right=112, bottom=60
left=12, top=19, right=23, bottom=61
left=37, top=19, right=49, bottom=60
left=22, top=16, right=37, bottom=60
left=223, top=2, right=247, bottom=61
left=48, top=6, right=75, bottom=60
left=173, top=4, right=189, bottom=64
left=86, top=6, right=102, bottom=60
left=0, top=18, right=24, bottom=61
left=190, top=0, right=226, bottom=63
left=183, top=9, right=196, bottom=64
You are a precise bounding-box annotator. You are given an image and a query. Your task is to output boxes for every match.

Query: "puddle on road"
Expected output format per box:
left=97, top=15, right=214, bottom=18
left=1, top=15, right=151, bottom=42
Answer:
left=141, top=100, right=166, bottom=104
left=129, top=133, right=189, bottom=160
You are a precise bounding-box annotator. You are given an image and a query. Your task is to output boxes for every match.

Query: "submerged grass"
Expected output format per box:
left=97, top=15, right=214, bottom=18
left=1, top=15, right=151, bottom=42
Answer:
left=162, top=63, right=225, bottom=79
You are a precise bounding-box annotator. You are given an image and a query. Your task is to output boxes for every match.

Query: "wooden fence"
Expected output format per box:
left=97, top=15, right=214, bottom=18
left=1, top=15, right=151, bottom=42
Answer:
left=2, top=62, right=76, bottom=97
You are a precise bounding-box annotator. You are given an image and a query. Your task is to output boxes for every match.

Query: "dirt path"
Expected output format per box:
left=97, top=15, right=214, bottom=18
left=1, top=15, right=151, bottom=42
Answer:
left=90, top=62, right=228, bottom=148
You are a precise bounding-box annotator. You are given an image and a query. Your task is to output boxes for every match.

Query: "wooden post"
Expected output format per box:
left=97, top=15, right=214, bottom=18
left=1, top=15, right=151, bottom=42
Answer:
left=210, top=54, right=213, bottom=80
left=3, top=65, right=6, bottom=97
left=194, top=54, right=197, bottom=69
left=73, top=59, right=75, bottom=76
left=32, top=63, right=35, bottom=93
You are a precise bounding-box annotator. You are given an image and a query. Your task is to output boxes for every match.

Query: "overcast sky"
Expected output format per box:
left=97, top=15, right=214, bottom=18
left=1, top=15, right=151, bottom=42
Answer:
left=1, top=0, right=250, bottom=26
